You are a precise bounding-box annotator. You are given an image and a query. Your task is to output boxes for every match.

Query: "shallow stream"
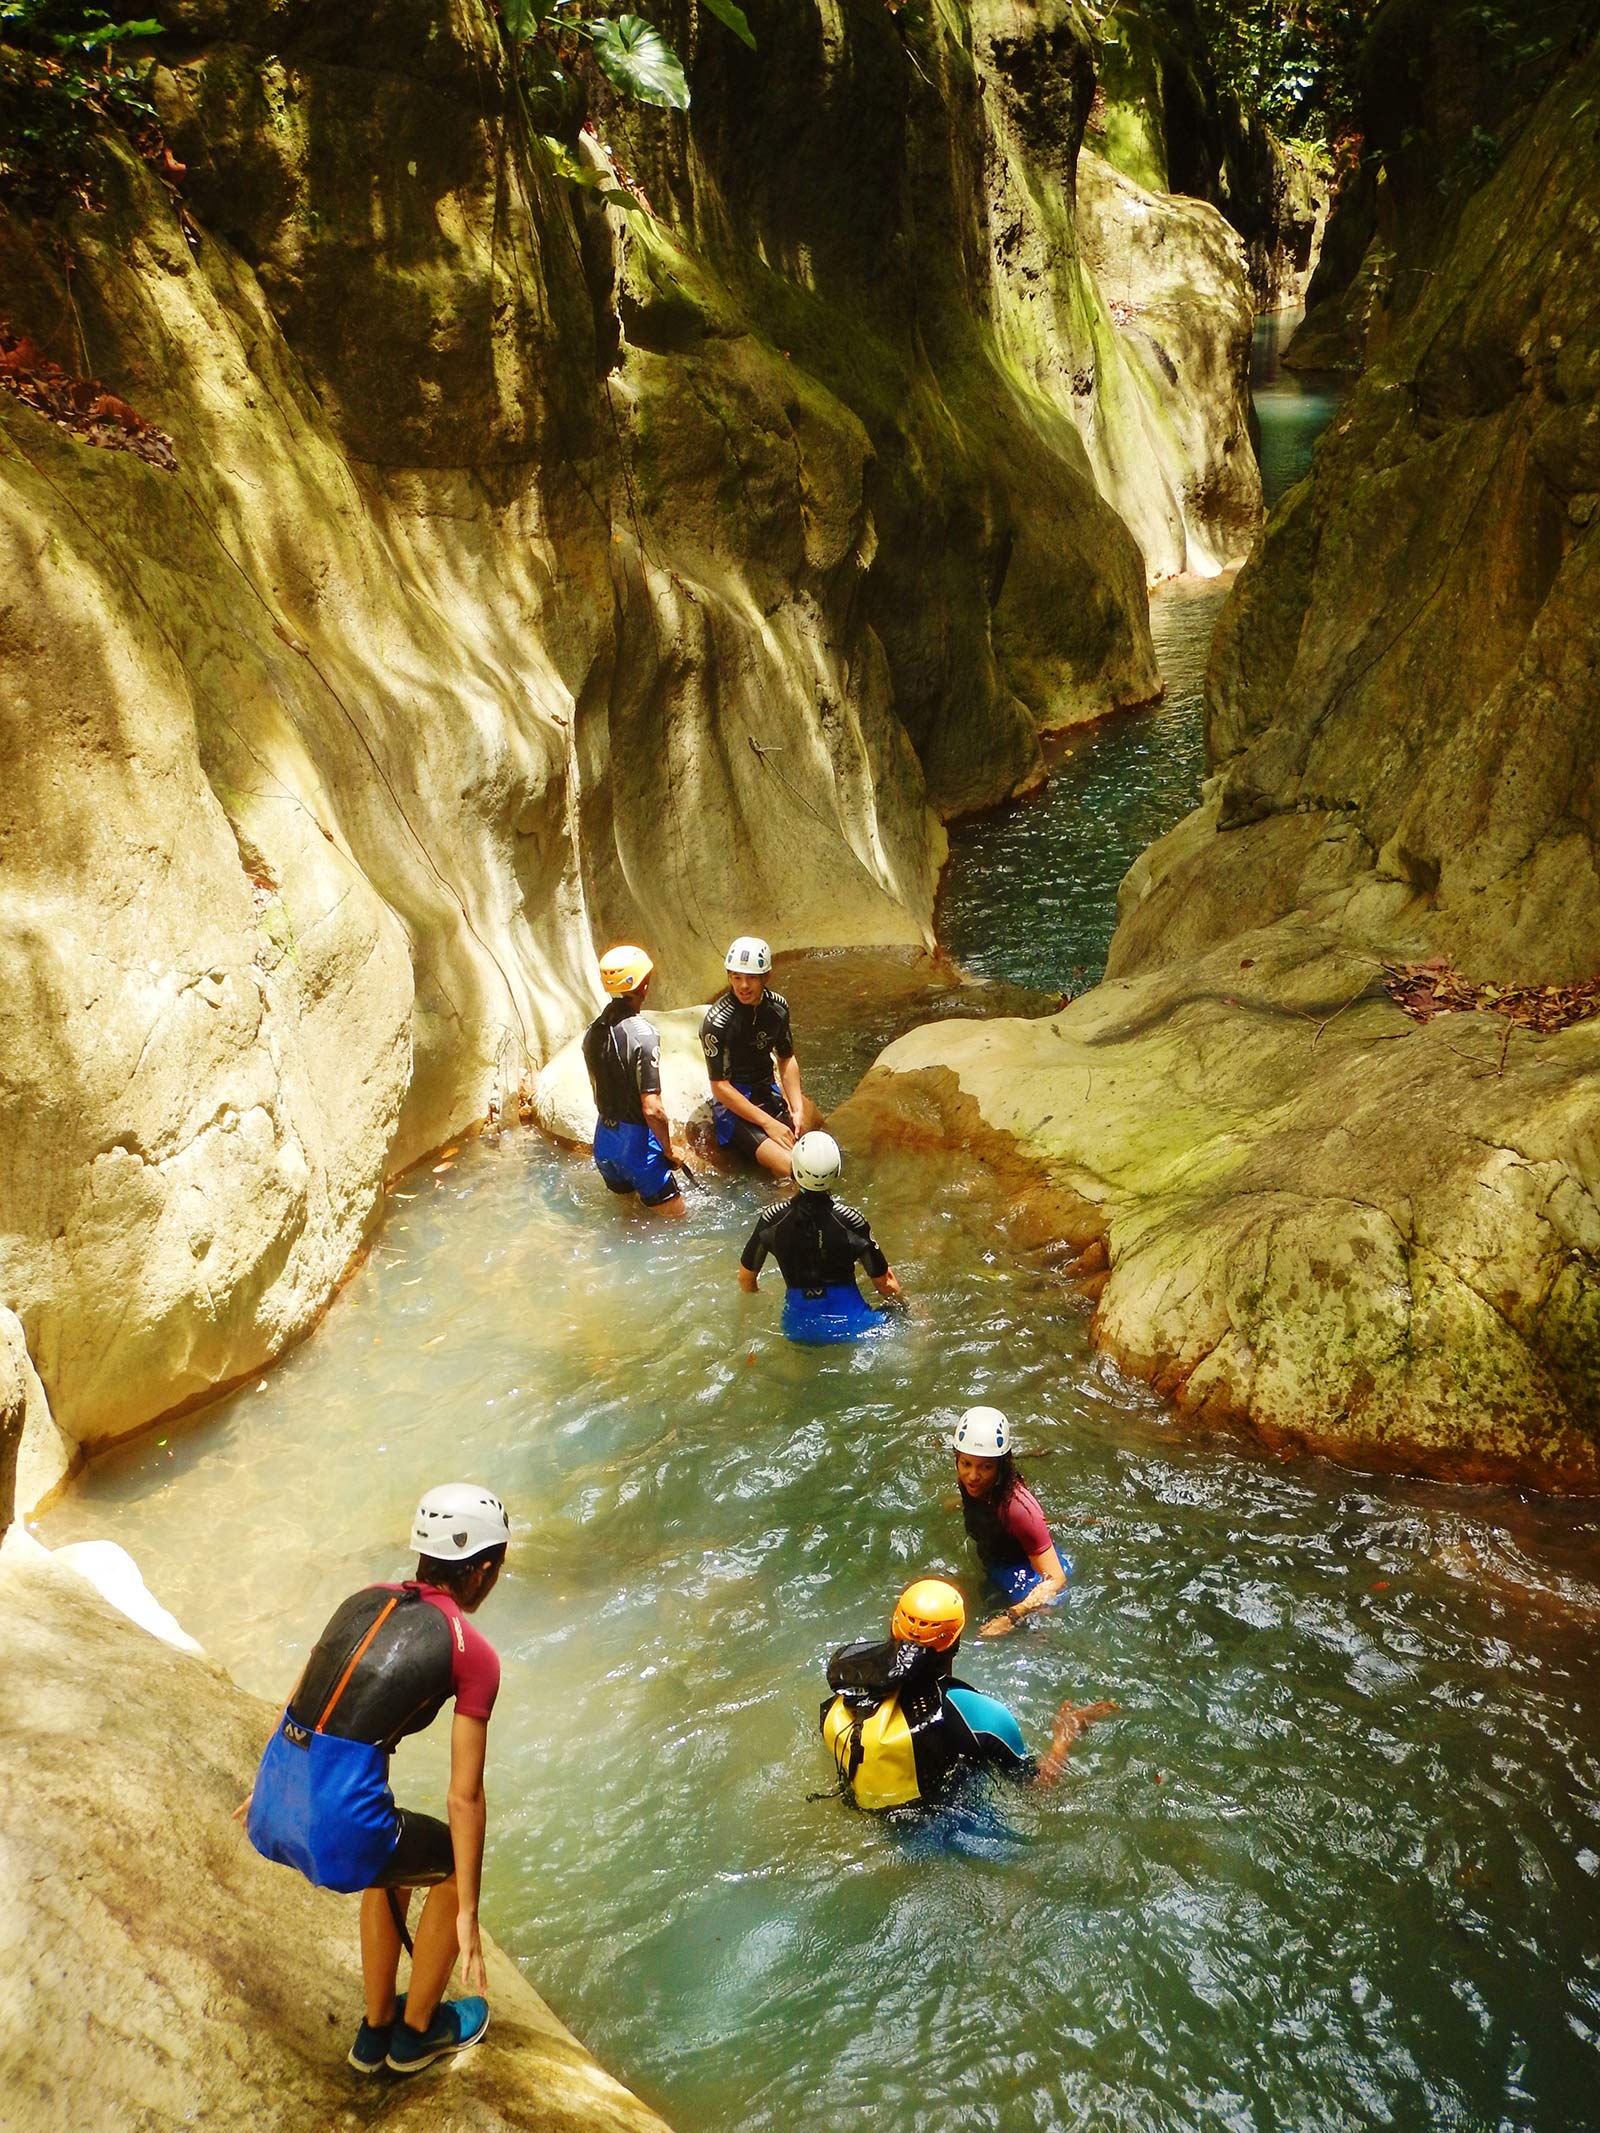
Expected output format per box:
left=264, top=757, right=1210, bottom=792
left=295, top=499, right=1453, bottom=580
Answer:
left=41, top=322, right=1600, bottom=2132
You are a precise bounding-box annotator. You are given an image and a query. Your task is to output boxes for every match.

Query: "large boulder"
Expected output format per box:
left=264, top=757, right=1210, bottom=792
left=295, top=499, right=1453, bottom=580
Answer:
left=0, top=1530, right=672, bottom=2132
left=532, top=1009, right=715, bottom=1148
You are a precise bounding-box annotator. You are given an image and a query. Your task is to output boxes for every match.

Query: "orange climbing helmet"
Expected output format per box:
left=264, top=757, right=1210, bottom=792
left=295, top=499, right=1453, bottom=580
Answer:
left=891, top=1578, right=966, bottom=1651
left=599, top=945, right=653, bottom=997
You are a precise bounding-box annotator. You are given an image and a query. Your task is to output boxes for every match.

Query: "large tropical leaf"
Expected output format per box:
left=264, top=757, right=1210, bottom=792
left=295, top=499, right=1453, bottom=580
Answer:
left=698, top=0, right=755, bottom=49
left=589, top=13, right=689, bottom=110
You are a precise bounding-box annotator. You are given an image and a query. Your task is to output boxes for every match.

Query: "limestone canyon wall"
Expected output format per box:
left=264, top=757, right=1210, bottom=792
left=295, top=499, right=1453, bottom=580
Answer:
left=852, top=29, right=1600, bottom=1489
left=0, top=0, right=1260, bottom=1490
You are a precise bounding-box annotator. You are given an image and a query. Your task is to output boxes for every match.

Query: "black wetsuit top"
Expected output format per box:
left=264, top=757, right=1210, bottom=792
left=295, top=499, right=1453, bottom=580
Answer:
left=288, top=1586, right=460, bottom=1753
left=822, top=1638, right=1027, bottom=1798
left=700, top=987, right=795, bottom=1087
left=740, top=1190, right=889, bottom=1291
left=582, top=1000, right=663, bottom=1129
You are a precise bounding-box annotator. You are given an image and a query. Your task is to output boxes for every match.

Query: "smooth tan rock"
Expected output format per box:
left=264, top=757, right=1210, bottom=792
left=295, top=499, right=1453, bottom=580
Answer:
left=0, top=1532, right=673, bottom=2133
left=0, top=1307, right=68, bottom=1524
left=532, top=1009, right=715, bottom=1148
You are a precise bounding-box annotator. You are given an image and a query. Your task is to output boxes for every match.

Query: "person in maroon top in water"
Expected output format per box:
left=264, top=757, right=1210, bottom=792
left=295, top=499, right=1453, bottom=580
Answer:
left=240, top=1483, right=509, bottom=2077
left=951, top=1407, right=1070, bottom=1637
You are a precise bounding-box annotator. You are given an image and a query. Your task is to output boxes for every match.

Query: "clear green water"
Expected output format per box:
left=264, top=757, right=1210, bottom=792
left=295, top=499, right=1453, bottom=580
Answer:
left=941, top=310, right=1346, bottom=996
left=40, top=322, right=1600, bottom=2131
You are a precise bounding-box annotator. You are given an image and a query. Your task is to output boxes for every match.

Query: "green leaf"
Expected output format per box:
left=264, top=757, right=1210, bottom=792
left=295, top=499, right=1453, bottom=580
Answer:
left=698, top=0, right=755, bottom=50
left=589, top=13, right=689, bottom=110
left=502, top=0, right=544, bottom=38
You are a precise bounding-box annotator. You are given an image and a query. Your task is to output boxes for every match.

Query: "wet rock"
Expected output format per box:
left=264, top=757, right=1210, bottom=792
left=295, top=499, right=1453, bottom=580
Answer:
left=0, top=1530, right=673, bottom=2133
left=847, top=922, right=1600, bottom=1491
left=0, top=0, right=1260, bottom=1479
left=857, top=40, right=1600, bottom=1487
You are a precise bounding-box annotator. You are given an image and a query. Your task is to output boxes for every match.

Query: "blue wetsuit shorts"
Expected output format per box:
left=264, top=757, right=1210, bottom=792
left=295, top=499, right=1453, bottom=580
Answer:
left=593, top=1119, right=681, bottom=1206
left=781, top=1282, right=882, bottom=1346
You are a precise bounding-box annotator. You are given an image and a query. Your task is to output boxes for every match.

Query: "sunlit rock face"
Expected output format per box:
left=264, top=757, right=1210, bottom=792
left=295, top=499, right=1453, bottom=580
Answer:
left=851, top=41, right=1600, bottom=1490
left=0, top=0, right=1259, bottom=1472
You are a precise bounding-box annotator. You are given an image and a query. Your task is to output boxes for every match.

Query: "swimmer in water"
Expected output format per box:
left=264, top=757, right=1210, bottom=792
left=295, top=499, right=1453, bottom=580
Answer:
left=701, top=935, right=819, bottom=1177
left=582, top=945, right=689, bottom=1218
left=820, top=1578, right=1116, bottom=1811
left=738, top=1130, right=904, bottom=1343
left=237, top=1485, right=509, bottom=2076
left=951, top=1406, right=1071, bottom=1635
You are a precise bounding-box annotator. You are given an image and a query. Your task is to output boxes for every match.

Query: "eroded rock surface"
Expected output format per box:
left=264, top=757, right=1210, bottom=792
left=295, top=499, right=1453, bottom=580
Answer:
left=0, top=1531, right=672, bottom=2132
left=1, top=0, right=1262, bottom=1477
left=851, top=38, right=1600, bottom=1488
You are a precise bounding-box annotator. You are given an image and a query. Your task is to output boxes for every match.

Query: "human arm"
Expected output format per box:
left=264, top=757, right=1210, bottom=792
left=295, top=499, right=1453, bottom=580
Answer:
left=978, top=1541, right=1068, bottom=1636
left=1033, top=1698, right=1119, bottom=1786
left=872, top=1268, right=905, bottom=1306
left=641, top=1090, right=688, bottom=1167
left=738, top=1216, right=771, bottom=1291
left=447, top=1712, right=490, bottom=1990
left=778, top=1050, right=804, bottom=1137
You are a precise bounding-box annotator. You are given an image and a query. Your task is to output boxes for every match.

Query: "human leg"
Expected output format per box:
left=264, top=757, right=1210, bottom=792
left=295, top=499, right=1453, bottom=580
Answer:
left=399, top=1877, right=461, bottom=2030
left=753, top=1134, right=793, bottom=1177
left=360, top=1886, right=406, bottom=2025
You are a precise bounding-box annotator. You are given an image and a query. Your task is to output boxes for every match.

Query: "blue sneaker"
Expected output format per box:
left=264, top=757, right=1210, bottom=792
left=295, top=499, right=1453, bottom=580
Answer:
left=385, top=1996, right=490, bottom=2074
left=347, top=1994, right=407, bottom=2074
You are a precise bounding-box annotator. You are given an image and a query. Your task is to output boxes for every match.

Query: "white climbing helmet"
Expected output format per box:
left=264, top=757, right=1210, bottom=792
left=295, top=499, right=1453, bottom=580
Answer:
left=790, top=1130, right=843, bottom=1192
left=410, top=1483, right=510, bottom=1561
left=725, top=935, right=772, bottom=976
left=951, top=1406, right=1010, bottom=1459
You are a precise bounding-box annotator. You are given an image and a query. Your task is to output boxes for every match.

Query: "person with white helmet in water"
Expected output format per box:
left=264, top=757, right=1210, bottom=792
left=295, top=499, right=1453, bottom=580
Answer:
left=240, top=1484, right=510, bottom=2077
left=700, top=935, right=817, bottom=1176
left=582, top=944, right=689, bottom=1217
left=951, top=1406, right=1070, bottom=1634
left=738, top=1130, right=903, bottom=1343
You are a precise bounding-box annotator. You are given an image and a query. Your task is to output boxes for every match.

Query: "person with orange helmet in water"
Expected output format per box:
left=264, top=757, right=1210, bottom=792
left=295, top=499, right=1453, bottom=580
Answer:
left=582, top=945, right=689, bottom=1217
left=819, top=1578, right=1115, bottom=1812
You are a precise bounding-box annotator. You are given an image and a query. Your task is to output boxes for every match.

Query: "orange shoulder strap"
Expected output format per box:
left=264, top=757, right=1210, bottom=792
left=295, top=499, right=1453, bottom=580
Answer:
left=316, top=1594, right=400, bottom=1733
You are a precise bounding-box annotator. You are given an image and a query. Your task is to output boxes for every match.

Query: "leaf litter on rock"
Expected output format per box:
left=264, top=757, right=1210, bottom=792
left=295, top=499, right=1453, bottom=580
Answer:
left=1382, top=959, right=1600, bottom=1035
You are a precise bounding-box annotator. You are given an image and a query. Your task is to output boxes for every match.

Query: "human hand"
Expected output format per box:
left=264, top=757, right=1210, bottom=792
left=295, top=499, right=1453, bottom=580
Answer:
left=457, top=1910, right=487, bottom=1993
left=231, top=1791, right=254, bottom=1824
left=977, top=1613, right=1015, bottom=1638
left=789, top=1108, right=805, bottom=1140
left=767, top=1117, right=797, bottom=1150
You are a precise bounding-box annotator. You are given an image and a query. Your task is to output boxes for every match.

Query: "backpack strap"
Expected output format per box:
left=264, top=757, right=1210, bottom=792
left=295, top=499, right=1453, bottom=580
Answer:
left=315, top=1594, right=400, bottom=1733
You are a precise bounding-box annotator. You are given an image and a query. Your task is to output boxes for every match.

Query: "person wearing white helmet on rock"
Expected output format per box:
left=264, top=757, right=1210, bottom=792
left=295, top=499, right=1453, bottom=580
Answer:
left=240, top=1484, right=510, bottom=2077
left=738, top=1130, right=903, bottom=1343
left=701, top=935, right=817, bottom=1176
left=951, top=1407, right=1070, bottom=1635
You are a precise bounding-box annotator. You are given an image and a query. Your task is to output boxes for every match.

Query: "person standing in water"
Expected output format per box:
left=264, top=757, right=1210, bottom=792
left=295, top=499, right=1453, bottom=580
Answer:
left=820, top=1578, right=1115, bottom=1811
left=951, top=1406, right=1070, bottom=1635
left=241, top=1484, right=510, bottom=2076
left=701, top=935, right=815, bottom=1177
left=582, top=945, right=688, bottom=1218
left=738, top=1130, right=904, bottom=1343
